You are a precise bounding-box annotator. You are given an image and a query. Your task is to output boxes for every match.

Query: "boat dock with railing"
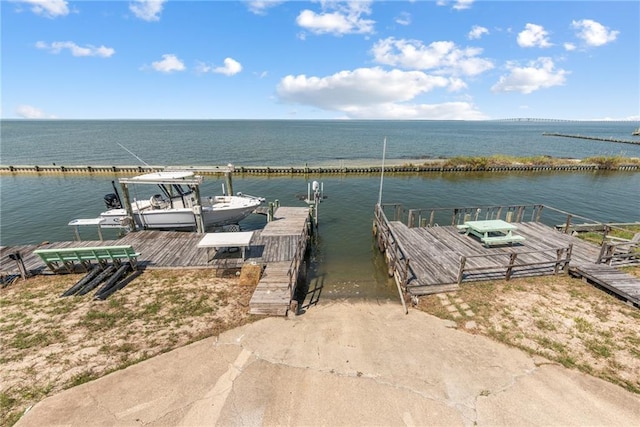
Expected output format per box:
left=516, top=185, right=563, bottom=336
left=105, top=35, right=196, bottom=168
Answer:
left=373, top=204, right=640, bottom=310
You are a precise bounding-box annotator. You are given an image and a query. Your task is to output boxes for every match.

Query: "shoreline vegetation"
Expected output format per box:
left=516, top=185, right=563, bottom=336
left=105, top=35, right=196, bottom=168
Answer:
left=1, top=155, right=639, bottom=176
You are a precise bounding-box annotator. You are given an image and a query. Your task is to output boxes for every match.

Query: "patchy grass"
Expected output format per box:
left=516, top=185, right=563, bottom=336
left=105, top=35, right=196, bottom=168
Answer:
left=438, top=155, right=640, bottom=170
left=416, top=270, right=640, bottom=394
left=0, top=269, right=263, bottom=426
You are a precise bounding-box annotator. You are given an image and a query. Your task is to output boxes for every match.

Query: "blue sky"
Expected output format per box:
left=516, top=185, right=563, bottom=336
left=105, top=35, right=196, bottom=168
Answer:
left=2, top=0, right=638, bottom=120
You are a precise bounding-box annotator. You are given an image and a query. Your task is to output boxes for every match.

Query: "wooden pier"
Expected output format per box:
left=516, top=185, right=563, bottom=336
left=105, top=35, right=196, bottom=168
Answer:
left=374, top=204, right=640, bottom=307
left=249, top=207, right=312, bottom=316
left=1, top=206, right=313, bottom=316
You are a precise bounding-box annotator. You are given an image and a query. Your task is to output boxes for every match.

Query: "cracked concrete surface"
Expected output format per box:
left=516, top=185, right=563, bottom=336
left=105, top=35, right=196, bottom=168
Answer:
left=16, top=301, right=640, bottom=426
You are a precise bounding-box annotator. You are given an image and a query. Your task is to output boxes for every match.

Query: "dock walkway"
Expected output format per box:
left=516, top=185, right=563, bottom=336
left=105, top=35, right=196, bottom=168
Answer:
left=249, top=207, right=311, bottom=316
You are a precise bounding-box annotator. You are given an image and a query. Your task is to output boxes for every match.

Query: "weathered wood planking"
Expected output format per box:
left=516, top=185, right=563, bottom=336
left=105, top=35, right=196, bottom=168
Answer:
left=250, top=207, right=312, bottom=315
left=3, top=206, right=312, bottom=316
left=385, top=221, right=630, bottom=297
left=570, top=263, right=640, bottom=307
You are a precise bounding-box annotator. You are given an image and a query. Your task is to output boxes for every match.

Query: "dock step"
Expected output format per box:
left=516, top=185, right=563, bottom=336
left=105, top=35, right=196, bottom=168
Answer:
left=249, top=261, right=294, bottom=316
left=569, top=264, right=640, bottom=308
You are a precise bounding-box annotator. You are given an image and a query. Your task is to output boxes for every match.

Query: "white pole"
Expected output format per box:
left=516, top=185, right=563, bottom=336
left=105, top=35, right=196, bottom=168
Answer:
left=378, top=137, right=387, bottom=206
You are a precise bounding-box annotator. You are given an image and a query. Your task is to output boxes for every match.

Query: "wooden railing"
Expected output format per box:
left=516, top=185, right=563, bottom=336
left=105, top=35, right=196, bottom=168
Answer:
left=597, top=239, right=640, bottom=265
left=374, top=204, right=409, bottom=313
left=405, top=204, right=544, bottom=228
left=457, top=245, right=573, bottom=284
left=286, top=215, right=312, bottom=300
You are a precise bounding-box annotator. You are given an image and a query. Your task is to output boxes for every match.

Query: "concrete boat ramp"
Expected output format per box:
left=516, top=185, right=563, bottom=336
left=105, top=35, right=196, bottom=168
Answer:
left=14, top=301, right=640, bottom=426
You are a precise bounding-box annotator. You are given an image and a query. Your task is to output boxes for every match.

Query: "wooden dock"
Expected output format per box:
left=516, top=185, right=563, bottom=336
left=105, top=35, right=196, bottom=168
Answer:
left=374, top=204, right=640, bottom=307
left=249, top=207, right=312, bottom=316
left=1, top=206, right=312, bottom=316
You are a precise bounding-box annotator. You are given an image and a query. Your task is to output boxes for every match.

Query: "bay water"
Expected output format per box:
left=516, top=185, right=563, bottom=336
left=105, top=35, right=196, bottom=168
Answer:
left=1, top=120, right=639, bottom=299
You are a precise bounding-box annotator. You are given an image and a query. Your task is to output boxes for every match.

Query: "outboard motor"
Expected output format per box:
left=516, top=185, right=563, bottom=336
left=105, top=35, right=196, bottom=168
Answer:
left=104, top=193, right=122, bottom=209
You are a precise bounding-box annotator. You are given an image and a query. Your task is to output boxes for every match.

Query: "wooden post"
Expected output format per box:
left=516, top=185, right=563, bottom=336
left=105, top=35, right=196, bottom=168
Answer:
left=225, top=167, right=234, bottom=196
left=602, top=224, right=611, bottom=245
left=457, top=256, right=467, bottom=284
left=535, top=205, right=544, bottom=222
left=554, top=249, right=562, bottom=274
left=563, top=214, right=573, bottom=234
left=564, top=244, right=573, bottom=272
left=8, top=252, right=28, bottom=280
left=505, top=211, right=513, bottom=223
left=268, top=202, right=274, bottom=222
left=505, top=253, right=517, bottom=280
left=120, top=183, right=136, bottom=231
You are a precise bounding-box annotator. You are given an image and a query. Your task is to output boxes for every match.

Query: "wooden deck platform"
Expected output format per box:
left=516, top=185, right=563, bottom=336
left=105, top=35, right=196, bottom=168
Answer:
left=387, top=221, right=602, bottom=293
left=2, top=206, right=312, bottom=316
left=374, top=204, right=640, bottom=306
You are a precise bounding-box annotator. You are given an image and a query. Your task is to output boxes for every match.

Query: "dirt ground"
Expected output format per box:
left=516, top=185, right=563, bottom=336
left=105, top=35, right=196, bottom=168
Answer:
left=2, top=265, right=639, bottom=426
left=415, top=267, right=640, bottom=394
left=0, top=267, right=262, bottom=426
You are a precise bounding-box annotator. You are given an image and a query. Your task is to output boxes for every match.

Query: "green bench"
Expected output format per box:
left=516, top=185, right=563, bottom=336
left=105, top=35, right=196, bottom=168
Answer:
left=481, top=235, right=526, bottom=247
left=34, top=245, right=140, bottom=273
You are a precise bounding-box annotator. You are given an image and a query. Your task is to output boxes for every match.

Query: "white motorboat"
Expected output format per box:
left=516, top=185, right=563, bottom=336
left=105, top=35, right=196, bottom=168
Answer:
left=98, top=170, right=263, bottom=231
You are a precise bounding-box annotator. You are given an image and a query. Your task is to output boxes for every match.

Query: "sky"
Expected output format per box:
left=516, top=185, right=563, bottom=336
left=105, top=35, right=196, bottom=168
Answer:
left=1, top=0, right=639, bottom=120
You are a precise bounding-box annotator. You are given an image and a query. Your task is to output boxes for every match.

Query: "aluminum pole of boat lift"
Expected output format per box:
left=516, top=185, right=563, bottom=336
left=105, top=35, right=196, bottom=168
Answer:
left=192, top=183, right=205, bottom=233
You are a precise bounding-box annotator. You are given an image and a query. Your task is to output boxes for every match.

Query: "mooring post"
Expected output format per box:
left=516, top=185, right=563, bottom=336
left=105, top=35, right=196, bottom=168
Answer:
left=225, top=163, right=235, bottom=196
left=120, top=183, right=136, bottom=231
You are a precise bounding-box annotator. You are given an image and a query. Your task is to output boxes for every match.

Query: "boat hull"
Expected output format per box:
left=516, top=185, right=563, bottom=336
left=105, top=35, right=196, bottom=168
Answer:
left=99, top=201, right=260, bottom=230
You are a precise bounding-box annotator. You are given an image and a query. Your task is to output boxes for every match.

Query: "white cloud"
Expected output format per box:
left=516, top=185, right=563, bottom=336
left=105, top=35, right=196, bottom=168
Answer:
left=468, top=25, right=489, bottom=40
left=196, top=58, right=243, bottom=76
left=246, top=0, right=284, bottom=15
left=296, top=1, right=375, bottom=36
left=215, top=58, right=243, bottom=76
left=151, top=54, right=185, bottom=73
left=35, top=41, right=115, bottom=57
left=276, top=67, right=485, bottom=119
left=16, top=104, right=56, bottom=119
left=517, top=23, right=552, bottom=48
left=436, top=0, right=475, bottom=11
left=16, top=0, right=69, bottom=18
left=491, top=57, right=568, bottom=94
left=343, top=102, right=486, bottom=120
left=371, top=37, right=494, bottom=76
left=453, top=0, right=474, bottom=11
left=571, top=19, right=619, bottom=47
left=563, top=42, right=576, bottom=51
left=129, top=0, right=166, bottom=22
left=395, top=12, right=411, bottom=26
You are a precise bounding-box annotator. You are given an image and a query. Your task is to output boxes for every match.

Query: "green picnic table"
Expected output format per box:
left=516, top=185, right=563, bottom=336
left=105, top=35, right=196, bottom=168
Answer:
left=460, top=219, right=526, bottom=247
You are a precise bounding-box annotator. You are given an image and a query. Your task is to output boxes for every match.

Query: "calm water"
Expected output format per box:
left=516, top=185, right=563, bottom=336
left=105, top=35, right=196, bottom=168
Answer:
left=2, top=120, right=639, bottom=299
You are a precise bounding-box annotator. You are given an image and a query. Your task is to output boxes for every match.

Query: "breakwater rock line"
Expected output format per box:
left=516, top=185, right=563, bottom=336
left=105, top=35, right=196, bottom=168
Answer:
left=1, top=163, right=638, bottom=176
